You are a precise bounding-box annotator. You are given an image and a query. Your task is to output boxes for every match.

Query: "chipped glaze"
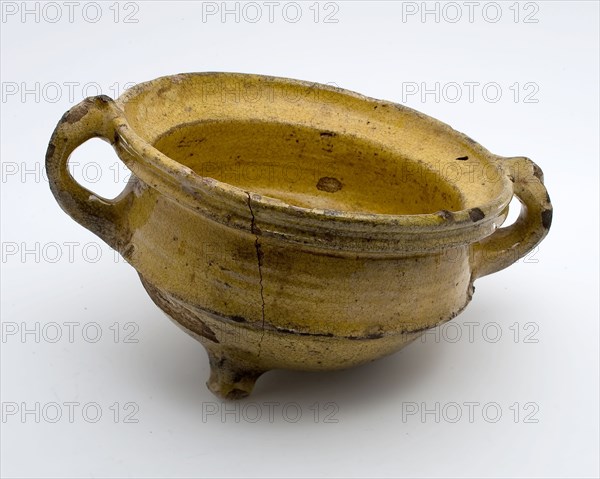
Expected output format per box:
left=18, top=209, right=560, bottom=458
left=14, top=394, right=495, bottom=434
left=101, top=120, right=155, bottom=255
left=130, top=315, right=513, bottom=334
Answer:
left=46, top=73, right=552, bottom=399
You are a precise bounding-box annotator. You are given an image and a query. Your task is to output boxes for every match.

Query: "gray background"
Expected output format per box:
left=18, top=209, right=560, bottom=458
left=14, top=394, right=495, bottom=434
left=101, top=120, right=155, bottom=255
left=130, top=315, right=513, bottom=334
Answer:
left=1, top=1, right=598, bottom=477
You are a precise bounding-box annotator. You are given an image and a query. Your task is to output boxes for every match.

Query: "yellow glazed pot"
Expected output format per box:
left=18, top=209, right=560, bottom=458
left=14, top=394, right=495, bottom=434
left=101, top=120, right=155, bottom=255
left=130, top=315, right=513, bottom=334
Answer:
left=46, top=73, right=552, bottom=399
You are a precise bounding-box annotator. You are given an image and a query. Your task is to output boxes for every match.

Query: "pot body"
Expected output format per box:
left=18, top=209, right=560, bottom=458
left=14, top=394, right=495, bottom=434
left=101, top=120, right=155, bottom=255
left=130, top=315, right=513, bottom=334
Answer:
left=125, top=178, right=473, bottom=372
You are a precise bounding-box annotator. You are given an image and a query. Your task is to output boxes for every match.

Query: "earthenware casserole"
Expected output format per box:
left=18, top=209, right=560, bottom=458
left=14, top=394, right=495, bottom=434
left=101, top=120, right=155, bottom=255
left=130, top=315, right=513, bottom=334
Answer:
left=46, top=73, right=552, bottom=398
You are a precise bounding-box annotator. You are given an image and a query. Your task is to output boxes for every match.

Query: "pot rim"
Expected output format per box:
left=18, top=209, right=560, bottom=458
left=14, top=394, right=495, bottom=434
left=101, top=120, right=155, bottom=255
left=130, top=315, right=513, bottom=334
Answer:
left=114, top=72, right=514, bottom=252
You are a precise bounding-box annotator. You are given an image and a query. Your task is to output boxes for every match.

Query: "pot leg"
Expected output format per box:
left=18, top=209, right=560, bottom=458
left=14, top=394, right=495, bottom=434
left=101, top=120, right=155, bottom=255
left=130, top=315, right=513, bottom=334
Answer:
left=206, top=351, right=265, bottom=400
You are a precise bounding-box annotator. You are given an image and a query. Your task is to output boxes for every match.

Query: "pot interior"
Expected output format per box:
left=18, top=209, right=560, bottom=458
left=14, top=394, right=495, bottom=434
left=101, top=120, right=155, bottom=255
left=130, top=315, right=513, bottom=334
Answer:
left=153, top=119, right=464, bottom=215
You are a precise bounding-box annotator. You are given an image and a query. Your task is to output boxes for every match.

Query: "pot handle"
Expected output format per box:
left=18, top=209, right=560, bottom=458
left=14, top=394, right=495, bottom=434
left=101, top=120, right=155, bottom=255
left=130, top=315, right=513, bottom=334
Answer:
left=471, top=156, right=553, bottom=279
left=46, top=95, right=131, bottom=251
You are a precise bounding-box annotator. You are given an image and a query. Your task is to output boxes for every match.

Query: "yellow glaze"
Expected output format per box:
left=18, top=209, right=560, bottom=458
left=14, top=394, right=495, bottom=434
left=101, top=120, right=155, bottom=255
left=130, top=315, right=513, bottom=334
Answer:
left=46, top=73, right=552, bottom=399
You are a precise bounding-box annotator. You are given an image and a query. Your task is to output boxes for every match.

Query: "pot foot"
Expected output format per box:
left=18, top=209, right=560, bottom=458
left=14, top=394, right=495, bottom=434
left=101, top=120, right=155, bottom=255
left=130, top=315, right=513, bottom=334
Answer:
left=206, top=352, right=265, bottom=400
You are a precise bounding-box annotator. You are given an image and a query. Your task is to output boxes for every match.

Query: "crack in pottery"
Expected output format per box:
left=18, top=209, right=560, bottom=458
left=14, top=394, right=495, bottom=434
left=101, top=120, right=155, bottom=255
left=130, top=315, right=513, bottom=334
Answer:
left=246, top=191, right=266, bottom=358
